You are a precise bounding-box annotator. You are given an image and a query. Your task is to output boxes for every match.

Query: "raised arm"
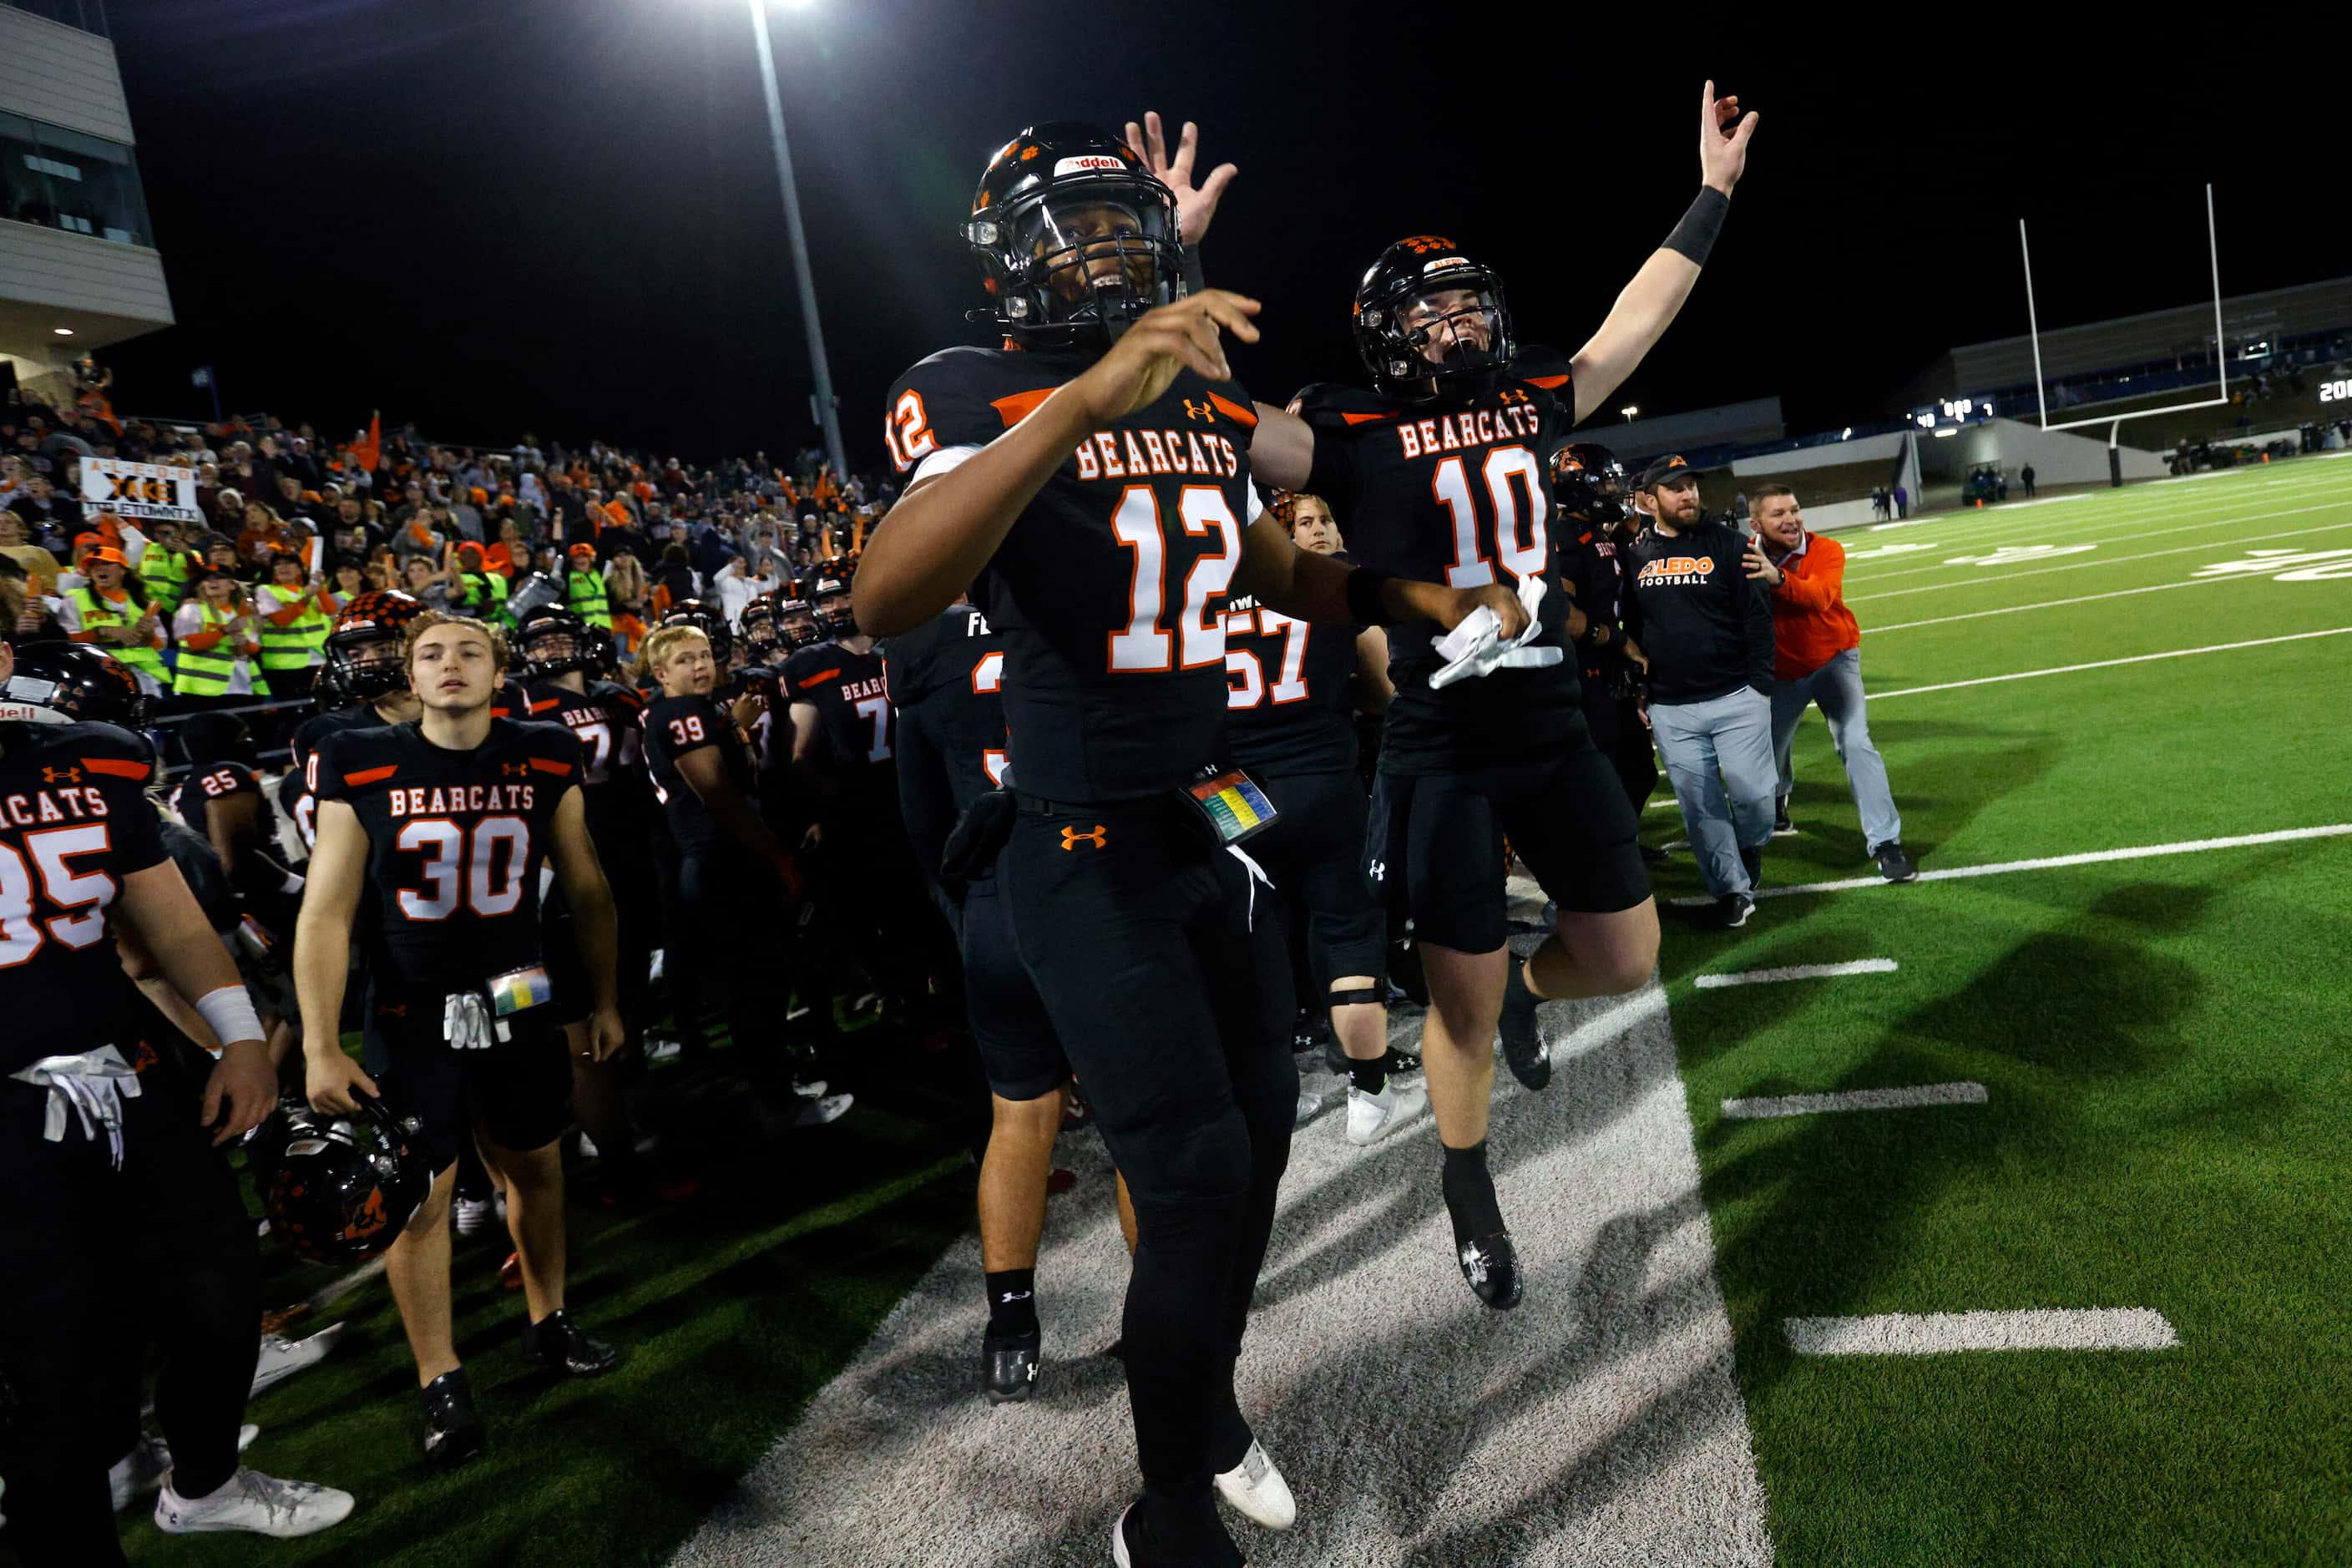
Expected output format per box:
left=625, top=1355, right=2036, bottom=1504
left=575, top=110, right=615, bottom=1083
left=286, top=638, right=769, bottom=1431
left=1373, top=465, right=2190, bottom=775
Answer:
left=1569, top=81, right=1759, bottom=426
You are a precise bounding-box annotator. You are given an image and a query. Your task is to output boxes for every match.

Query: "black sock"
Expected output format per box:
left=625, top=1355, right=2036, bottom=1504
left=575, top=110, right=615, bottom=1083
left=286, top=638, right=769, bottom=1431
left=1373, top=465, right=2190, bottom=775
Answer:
left=1440, top=1140, right=1505, bottom=1244
left=984, top=1268, right=1038, bottom=1337
left=1348, top=1060, right=1386, bottom=1095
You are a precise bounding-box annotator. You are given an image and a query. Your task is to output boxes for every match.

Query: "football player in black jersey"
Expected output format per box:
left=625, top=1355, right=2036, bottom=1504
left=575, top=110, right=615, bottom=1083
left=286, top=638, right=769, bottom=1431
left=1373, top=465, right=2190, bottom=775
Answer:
left=1550, top=444, right=1660, bottom=819
left=282, top=589, right=427, bottom=857
left=516, top=604, right=664, bottom=1197
left=640, top=622, right=846, bottom=1125
left=296, top=612, right=625, bottom=1468
left=169, top=710, right=308, bottom=1075
left=883, top=598, right=1075, bottom=1404
left=776, top=594, right=822, bottom=653
left=1240, top=85, right=1758, bottom=1310
left=1231, top=492, right=1424, bottom=1146
left=0, top=634, right=354, bottom=1557
left=854, top=120, right=1523, bottom=1567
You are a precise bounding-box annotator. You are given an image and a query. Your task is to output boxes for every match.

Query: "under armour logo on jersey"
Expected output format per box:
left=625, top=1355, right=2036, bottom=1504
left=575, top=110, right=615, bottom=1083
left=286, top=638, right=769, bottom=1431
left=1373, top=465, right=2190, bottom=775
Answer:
left=1181, top=399, right=1215, bottom=422
left=1060, top=824, right=1108, bottom=851
left=377, top=1003, right=408, bottom=1019
left=1368, top=859, right=1386, bottom=882
left=42, top=766, right=80, bottom=784
left=502, top=762, right=529, bottom=778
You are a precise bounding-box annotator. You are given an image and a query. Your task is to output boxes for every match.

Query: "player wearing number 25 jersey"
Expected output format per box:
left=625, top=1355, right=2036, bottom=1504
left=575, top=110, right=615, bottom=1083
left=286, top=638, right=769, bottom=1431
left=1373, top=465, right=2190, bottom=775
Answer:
left=858, top=123, right=1520, bottom=1567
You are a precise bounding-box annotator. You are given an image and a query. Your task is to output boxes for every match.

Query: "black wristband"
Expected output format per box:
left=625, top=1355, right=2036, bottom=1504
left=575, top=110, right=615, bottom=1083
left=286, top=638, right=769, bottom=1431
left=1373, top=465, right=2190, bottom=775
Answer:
left=1344, top=565, right=1399, bottom=628
left=1662, top=186, right=1730, bottom=266
left=1182, top=244, right=1207, bottom=296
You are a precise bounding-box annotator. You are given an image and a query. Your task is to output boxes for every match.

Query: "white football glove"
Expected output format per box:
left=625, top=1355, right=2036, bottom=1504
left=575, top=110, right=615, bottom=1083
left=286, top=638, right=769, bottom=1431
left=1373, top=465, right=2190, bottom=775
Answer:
left=1429, top=574, right=1561, bottom=690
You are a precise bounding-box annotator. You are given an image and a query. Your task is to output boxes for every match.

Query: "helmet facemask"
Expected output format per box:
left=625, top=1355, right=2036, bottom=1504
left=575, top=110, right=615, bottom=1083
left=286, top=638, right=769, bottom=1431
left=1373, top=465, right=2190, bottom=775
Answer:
left=972, top=183, right=1183, bottom=348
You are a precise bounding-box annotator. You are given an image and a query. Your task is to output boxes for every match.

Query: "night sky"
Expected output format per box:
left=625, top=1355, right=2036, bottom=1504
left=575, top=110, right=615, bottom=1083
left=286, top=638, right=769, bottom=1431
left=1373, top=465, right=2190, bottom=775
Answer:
left=98, top=1, right=2342, bottom=468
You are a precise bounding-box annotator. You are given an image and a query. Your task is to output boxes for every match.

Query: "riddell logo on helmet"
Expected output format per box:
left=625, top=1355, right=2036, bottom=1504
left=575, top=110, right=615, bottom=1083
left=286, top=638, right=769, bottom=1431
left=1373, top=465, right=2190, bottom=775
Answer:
left=1423, top=256, right=1472, bottom=274
left=1055, top=154, right=1124, bottom=176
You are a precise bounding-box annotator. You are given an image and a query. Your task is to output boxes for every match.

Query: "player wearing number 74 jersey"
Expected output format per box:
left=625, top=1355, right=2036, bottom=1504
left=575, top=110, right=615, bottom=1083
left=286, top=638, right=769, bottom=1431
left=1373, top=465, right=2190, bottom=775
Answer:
left=295, top=610, right=625, bottom=1470
left=857, top=119, right=1524, bottom=1568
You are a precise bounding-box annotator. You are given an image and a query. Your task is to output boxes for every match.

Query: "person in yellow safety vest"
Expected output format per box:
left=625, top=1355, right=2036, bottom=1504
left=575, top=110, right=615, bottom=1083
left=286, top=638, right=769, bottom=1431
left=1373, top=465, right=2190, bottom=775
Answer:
left=451, top=540, right=511, bottom=626
left=563, top=541, right=611, bottom=630
left=136, top=517, right=195, bottom=618
left=171, top=566, right=270, bottom=705
left=61, top=544, right=169, bottom=695
left=254, top=549, right=335, bottom=700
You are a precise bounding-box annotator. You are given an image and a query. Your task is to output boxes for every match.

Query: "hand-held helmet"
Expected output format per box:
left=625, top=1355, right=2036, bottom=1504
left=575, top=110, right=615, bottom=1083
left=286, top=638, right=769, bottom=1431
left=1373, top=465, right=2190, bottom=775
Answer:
left=1353, top=236, right=1517, bottom=402
left=0, top=642, right=153, bottom=732
left=1551, top=442, right=1629, bottom=525
left=261, top=1095, right=431, bottom=1266
left=321, top=589, right=424, bottom=706
left=964, top=124, right=1184, bottom=349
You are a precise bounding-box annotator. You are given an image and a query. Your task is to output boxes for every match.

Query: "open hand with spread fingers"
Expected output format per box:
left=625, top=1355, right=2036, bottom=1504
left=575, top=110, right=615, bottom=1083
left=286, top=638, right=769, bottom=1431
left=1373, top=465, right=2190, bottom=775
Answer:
left=1123, top=111, right=1237, bottom=246
left=1701, top=79, right=1760, bottom=195
left=1072, top=289, right=1261, bottom=425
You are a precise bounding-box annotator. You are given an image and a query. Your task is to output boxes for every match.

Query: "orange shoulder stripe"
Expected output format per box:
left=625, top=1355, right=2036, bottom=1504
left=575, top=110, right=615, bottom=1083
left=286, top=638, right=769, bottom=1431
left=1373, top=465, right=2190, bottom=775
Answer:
left=796, top=667, right=841, bottom=690
left=80, top=756, right=150, bottom=781
left=991, top=387, right=1055, bottom=428
left=1339, top=410, right=1394, bottom=426
left=1207, top=392, right=1257, bottom=427
left=528, top=756, right=573, bottom=776
left=342, top=764, right=397, bottom=786
left=1524, top=373, right=1571, bottom=390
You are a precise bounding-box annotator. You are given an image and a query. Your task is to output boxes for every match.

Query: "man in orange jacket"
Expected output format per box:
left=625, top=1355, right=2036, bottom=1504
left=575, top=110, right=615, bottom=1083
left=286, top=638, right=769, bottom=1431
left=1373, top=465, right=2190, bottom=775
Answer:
left=1746, top=484, right=1915, bottom=883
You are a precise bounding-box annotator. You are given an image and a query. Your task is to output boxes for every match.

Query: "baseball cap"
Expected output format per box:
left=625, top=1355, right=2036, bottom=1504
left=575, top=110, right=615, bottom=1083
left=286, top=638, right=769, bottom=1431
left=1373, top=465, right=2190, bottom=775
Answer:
left=80, top=544, right=130, bottom=569
left=1636, top=454, right=1701, bottom=488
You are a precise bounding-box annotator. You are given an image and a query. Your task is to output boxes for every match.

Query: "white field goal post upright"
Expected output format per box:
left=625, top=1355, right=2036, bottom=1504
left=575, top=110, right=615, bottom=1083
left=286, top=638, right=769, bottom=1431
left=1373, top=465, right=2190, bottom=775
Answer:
left=2019, top=183, right=2226, bottom=483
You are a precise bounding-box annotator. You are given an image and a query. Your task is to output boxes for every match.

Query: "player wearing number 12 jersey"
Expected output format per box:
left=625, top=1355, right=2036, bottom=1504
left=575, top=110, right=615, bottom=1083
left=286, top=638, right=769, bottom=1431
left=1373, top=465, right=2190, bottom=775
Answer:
left=296, top=612, right=625, bottom=1470
left=855, top=119, right=1520, bottom=1567
left=1244, top=83, right=1759, bottom=1311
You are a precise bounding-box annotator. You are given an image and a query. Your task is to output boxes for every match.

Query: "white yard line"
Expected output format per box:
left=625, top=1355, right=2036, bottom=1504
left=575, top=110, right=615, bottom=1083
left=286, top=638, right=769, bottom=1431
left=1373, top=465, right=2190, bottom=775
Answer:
left=1667, top=823, right=2352, bottom=905
left=1695, top=959, right=1898, bottom=989
left=1863, top=627, right=2352, bottom=701
left=1866, top=576, right=2215, bottom=633
left=1840, top=490, right=2352, bottom=587
left=1846, top=516, right=2352, bottom=603
left=1721, top=1082, right=1985, bottom=1120
left=1783, top=1308, right=2178, bottom=1357
left=675, top=903, right=1773, bottom=1566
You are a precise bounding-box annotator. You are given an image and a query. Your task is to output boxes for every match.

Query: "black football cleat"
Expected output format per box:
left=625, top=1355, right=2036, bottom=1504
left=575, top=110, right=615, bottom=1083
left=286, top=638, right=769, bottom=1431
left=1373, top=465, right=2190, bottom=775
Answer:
left=1111, top=1498, right=1245, bottom=1568
left=420, top=1369, right=484, bottom=1469
left=1739, top=844, right=1763, bottom=893
left=519, top=1309, right=620, bottom=1378
left=1693, top=893, right=1755, bottom=930
left=1457, top=1232, right=1525, bottom=1311
left=1497, top=959, right=1550, bottom=1091
left=1773, top=796, right=1794, bottom=836
left=980, top=1327, right=1042, bottom=1404
left=1871, top=841, right=1919, bottom=883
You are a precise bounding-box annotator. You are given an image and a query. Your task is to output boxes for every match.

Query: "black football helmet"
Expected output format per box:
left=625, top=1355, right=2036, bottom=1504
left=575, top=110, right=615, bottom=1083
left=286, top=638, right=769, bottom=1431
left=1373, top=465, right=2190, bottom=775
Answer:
left=776, top=597, right=821, bottom=650
left=514, top=603, right=608, bottom=680
left=321, top=589, right=424, bottom=706
left=0, top=641, right=153, bottom=732
left=1551, top=443, right=1629, bottom=524
left=661, top=599, right=732, bottom=666
left=964, top=123, right=1184, bottom=348
left=810, top=572, right=856, bottom=639
left=260, top=1095, right=431, bottom=1266
left=1353, top=235, right=1517, bottom=402
left=736, top=598, right=781, bottom=656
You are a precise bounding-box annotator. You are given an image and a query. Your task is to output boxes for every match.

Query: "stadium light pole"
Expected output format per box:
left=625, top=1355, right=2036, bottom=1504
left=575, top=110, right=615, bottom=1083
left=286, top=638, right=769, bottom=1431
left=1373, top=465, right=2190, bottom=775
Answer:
left=745, top=0, right=850, bottom=487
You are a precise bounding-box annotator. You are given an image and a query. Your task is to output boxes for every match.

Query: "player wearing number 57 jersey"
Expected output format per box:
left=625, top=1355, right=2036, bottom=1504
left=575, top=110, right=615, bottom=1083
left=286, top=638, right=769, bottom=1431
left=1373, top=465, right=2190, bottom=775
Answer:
left=854, top=119, right=1524, bottom=1567
left=296, top=611, right=624, bottom=1472
left=1242, top=83, right=1759, bottom=1312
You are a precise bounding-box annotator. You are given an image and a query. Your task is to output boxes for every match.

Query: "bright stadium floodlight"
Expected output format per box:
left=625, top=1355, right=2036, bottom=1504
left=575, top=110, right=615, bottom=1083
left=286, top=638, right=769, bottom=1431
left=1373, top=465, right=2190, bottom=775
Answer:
left=1620, top=405, right=1638, bottom=422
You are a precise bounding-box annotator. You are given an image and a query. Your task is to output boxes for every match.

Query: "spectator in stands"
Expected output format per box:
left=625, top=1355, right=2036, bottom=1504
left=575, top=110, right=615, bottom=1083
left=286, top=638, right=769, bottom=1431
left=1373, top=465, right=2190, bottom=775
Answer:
left=1744, top=487, right=1914, bottom=882
left=172, top=566, right=269, bottom=704
left=254, top=549, right=335, bottom=699
left=0, top=508, right=63, bottom=594
left=60, top=543, right=169, bottom=693
left=139, top=518, right=196, bottom=617
left=8, top=472, right=81, bottom=543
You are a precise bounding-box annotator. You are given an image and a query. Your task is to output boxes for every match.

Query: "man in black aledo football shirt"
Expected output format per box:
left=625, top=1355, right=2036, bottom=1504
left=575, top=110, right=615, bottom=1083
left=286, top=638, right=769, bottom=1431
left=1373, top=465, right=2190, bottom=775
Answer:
left=1225, top=492, right=1422, bottom=1146
left=1244, top=84, right=1759, bottom=1311
left=0, top=635, right=352, bottom=1557
left=855, top=120, right=1517, bottom=1566
left=296, top=612, right=625, bottom=1469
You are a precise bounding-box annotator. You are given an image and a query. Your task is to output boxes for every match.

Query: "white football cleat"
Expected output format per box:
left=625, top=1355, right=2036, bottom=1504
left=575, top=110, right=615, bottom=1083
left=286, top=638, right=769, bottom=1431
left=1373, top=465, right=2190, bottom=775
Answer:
left=1214, top=1437, right=1297, bottom=1530
left=792, top=1092, right=853, bottom=1129
left=111, top=1425, right=258, bottom=1512
left=1344, top=1079, right=1428, bottom=1146
left=154, top=1465, right=353, bottom=1538
left=453, top=1196, right=494, bottom=1236
left=251, top=1323, right=345, bottom=1398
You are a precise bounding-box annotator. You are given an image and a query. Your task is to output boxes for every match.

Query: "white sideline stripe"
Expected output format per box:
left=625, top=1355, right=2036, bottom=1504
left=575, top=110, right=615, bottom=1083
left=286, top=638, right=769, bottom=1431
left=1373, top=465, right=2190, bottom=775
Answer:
left=1721, top=1081, right=1984, bottom=1119
left=1784, top=1308, right=2179, bottom=1357
left=1865, top=628, right=2352, bottom=701
left=1846, top=516, right=2352, bottom=603
left=1666, top=823, right=2352, bottom=905
left=1695, top=959, right=1898, bottom=989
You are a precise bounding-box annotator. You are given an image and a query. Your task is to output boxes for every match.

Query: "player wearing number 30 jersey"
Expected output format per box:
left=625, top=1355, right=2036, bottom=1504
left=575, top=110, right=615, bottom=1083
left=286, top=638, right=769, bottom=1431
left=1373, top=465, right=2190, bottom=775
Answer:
left=856, top=119, right=1523, bottom=1568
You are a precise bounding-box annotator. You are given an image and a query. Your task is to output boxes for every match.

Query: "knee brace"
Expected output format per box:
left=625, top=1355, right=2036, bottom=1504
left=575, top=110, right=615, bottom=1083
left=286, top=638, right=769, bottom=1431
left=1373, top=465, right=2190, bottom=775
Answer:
left=1326, top=983, right=1383, bottom=1011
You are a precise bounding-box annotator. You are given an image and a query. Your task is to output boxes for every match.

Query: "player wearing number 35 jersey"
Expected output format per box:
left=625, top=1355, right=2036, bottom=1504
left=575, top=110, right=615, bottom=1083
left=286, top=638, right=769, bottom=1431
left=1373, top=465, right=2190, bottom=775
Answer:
left=856, top=119, right=1523, bottom=1568
left=296, top=610, right=625, bottom=1472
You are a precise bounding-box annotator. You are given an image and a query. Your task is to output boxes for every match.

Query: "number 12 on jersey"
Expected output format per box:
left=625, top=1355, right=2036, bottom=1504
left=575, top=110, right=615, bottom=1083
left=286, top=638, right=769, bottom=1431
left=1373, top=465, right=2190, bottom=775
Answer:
left=1108, top=485, right=1242, bottom=673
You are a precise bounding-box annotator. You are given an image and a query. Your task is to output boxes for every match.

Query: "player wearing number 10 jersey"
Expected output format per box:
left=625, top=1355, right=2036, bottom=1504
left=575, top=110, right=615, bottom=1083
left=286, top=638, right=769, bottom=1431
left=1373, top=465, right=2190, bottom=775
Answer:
left=296, top=611, right=625, bottom=1470
left=856, top=119, right=1520, bottom=1567
left=1243, top=83, right=1759, bottom=1311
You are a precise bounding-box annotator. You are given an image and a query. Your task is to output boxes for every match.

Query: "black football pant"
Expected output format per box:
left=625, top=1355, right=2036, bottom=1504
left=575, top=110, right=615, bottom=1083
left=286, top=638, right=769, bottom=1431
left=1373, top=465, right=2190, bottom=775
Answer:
left=680, top=850, right=802, bottom=1079
left=650, top=822, right=711, bottom=1050
left=998, top=794, right=1295, bottom=1519
left=1581, top=671, right=1660, bottom=814
left=0, top=1057, right=260, bottom=1566
left=817, top=799, right=957, bottom=1028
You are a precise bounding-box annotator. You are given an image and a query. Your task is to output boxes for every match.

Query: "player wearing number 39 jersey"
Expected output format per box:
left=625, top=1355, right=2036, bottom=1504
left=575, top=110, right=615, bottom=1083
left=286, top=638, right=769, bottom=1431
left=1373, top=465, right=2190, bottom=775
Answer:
left=295, top=610, right=625, bottom=1472
left=856, top=119, right=1524, bottom=1568
left=1244, top=81, right=1760, bottom=1312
